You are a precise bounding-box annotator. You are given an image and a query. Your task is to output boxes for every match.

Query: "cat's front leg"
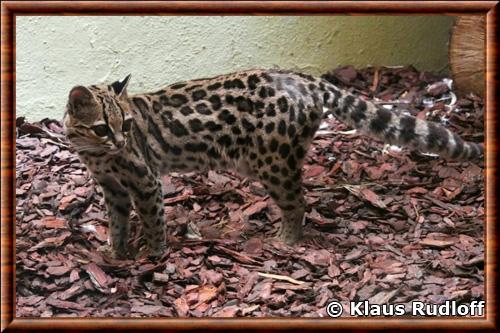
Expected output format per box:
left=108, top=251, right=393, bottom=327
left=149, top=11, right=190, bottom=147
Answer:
left=98, top=179, right=132, bottom=259
left=129, top=174, right=166, bottom=259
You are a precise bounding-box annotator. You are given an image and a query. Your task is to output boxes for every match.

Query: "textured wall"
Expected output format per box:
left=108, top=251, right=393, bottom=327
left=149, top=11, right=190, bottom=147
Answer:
left=16, top=16, right=455, bottom=120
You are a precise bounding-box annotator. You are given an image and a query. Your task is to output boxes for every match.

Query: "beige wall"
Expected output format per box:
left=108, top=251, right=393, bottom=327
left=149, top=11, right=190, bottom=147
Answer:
left=16, top=16, right=455, bottom=120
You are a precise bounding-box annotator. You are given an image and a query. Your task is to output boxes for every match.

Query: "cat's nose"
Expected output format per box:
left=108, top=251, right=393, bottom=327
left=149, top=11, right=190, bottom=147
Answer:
left=114, top=133, right=126, bottom=149
left=115, top=140, right=125, bottom=149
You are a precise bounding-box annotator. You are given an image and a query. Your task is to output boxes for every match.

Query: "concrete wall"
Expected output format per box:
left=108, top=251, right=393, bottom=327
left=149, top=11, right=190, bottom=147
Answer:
left=16, top=16, right=455, bottom=120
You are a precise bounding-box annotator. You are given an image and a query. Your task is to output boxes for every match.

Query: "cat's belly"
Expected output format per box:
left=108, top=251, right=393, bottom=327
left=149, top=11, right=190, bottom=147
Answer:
left=157, top=147, right=254, bottom=179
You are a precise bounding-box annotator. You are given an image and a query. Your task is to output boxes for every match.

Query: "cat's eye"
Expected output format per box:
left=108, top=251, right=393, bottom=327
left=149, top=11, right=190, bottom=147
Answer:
left=122, top=118, right=133, bottom=132
left=91, top=124, right=110, bottom=137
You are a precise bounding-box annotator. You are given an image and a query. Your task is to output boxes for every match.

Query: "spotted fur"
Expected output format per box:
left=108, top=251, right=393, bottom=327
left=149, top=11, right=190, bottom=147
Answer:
left=63, top=69, right=483, bottom=259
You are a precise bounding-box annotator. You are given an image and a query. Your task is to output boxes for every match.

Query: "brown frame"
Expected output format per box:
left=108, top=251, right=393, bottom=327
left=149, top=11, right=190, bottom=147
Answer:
left=1, top=1, right=498, bottom=331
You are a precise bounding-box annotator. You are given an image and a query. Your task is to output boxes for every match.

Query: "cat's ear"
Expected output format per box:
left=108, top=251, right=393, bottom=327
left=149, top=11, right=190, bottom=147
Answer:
left=68, top=86, right=94, bottom=107
left=111, top=74, right=131, bottom=98
left=67, top=86, right=96, bottom=117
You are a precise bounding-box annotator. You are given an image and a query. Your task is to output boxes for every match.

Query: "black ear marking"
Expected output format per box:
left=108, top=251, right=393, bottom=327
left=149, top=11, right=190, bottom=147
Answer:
left=111, top=74, right=132, bottom=96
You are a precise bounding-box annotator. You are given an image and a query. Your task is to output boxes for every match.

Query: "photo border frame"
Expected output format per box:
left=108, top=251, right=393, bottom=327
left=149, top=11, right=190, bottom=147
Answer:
left=1, top=1, right=497, bottom=331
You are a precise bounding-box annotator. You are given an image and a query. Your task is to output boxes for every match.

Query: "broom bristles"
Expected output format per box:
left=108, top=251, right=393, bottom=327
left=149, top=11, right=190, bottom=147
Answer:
left=449, top=16, right=485, bottom=97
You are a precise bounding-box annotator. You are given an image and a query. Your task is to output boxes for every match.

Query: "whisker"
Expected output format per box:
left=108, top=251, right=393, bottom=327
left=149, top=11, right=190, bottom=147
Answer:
left=75, top=146, right=111, bottom=154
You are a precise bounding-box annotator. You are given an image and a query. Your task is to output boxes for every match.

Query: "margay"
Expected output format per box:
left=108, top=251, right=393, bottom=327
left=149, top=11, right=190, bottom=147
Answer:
left=63, top=69, right=483, bottom=259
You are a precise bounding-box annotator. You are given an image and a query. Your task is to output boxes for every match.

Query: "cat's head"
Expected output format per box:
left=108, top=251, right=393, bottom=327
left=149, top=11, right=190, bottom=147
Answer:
left=64, top=74, right=134, bottom=155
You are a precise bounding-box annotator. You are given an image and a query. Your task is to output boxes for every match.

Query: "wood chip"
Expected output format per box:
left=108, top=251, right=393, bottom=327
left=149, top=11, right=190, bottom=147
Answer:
left=84, top=263, right=109, bottom=291
left=257, top=272, right=306, bottom=285
left=419, top=238, right=455, bottom=248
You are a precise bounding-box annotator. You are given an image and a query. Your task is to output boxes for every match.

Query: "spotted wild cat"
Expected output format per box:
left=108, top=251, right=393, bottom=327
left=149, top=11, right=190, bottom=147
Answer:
left=63, top=69, right=483, bottom=259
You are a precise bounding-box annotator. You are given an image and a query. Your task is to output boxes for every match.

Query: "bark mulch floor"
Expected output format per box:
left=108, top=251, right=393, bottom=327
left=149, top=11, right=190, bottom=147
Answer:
left=15, top=66, right=484, bottom=317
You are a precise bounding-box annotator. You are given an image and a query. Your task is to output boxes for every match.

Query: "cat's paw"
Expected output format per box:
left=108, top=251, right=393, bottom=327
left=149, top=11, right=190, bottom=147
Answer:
left=98, top=244, right=128, bottom=260
left=133, top=245, right=166, bottom=261
left=278, top=227, right=303, bottom=246
left=263, top=235, right=293, bottom=250
left=147, top=245, right=167, bottom=261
